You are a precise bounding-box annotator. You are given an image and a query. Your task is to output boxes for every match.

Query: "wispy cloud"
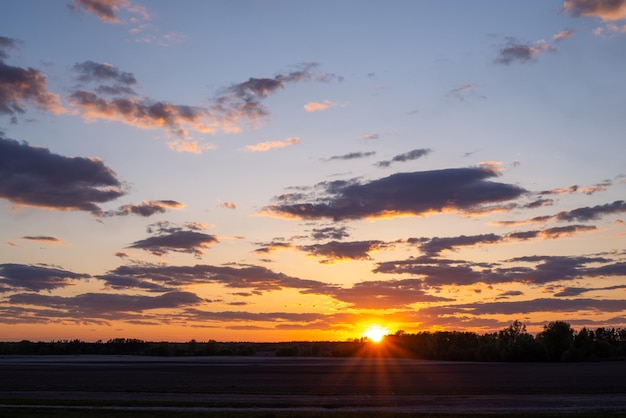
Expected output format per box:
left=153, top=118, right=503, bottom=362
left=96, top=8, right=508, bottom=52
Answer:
left=304, top=100, right=336, bottom=112
left=376, top=148, right=432, bottom=168
left=69, top=62, right=336, bottom=152
left=21, top=236, right=63, bottom=245
left=553, top=29, right=575, bottom=41
left=245, top=137, right=300, bottom=152
left=324, top=151, right=376, bottom=162
left=495, top=38, right=555, bottom=65
left=104, top=200, right=184, bottom=217
left=218, top=200, right=236, bottom=209
left=68, top=0, right=147, bottom=24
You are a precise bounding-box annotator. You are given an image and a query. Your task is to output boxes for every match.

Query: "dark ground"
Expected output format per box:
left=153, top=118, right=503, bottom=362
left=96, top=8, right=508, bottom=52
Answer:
left=1, top=356, right=626, bottom=414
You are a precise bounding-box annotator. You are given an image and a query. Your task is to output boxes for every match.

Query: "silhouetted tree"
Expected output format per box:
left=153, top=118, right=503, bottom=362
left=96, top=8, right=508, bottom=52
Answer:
left=538, top=321, right=574, bottom=361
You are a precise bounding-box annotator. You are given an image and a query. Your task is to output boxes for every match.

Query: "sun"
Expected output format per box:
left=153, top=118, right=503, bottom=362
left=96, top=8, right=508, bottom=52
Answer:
left=362, top=325, right=389, bottom=343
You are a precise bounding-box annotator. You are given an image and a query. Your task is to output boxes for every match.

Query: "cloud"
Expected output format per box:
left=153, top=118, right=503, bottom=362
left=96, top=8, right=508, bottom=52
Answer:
left=9, top=291, right=203, bottom=316
left=495, top=39, right=555, bottom=65
left=69, top=62, right=338, bottom=151
left=304, top=100, right=335, bottom=112
left=324, top=151, right=376, bottom=162
left=374, top=253, right=626, bottom=287
left=21, top=236, right=62, bottom=244
left=448, top=84, right=482, bottom=101
left=0, top=135, right=125, bottom=214
left=309, top=278, right=452, bottom=309
left=0, top=40, right=65, bottom=117
left=564, top=0, right=626, bottom=21
left=376, top=148, right=432, bottom=168
left=128, top=222, right=219, bottom=257
left=0, top=263, right=89, bottom=292
left=419, top=298, right=626, bottom=319
left=69, top=0, right=133, bottom=24
left=554, top=284, right=626, bottom=297
left=73, top=60, right=137, bottom=87
left=103, top=263, right=333, bottom=294
left=245, top=137, right=300, bottom=152
left=416, top=234, right=502, bottom=256
left=104, top=200, right=183, bottom=217
left=555, top=200, right=626, bottom=222
left=553, top=29, right=575, bottom=41
left=309, top=225, right=350, bottom=241
left=0, top=36, right=18, bottom=60
left=298, top=240, right=389, bottom=263
left=263, top=166, right=526, bottom=221
left=361, top=133, right=379, bottom=140
left=218, top=200, right=236, bottom=209
left=539, top=180, right=612, bottom=195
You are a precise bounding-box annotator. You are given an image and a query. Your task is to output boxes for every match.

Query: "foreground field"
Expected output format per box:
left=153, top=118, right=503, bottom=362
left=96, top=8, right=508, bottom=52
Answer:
left=1, top=356, right=625, bottom=416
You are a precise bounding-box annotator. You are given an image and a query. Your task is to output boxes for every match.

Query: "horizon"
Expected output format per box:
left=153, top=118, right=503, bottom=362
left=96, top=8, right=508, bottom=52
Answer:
left=1, top=0, right=626, bottom=343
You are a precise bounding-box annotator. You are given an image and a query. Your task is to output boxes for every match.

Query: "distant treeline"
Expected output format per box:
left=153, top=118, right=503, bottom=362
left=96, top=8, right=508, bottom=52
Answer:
left=1, top=321, right=625, bottom=362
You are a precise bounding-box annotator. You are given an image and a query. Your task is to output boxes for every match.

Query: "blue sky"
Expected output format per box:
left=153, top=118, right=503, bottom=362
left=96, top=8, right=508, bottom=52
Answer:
left=1, top=0, right=625, bottom=342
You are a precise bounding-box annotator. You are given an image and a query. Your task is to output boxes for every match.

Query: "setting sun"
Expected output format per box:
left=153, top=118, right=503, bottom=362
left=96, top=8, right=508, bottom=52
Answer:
left=363, top=325, right=389, bottom=343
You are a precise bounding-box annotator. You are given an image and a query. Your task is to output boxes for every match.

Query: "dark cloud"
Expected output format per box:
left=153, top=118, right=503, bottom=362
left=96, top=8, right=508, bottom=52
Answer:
left=563, top=0, right=626, bottom=20
left=310, top=225, right=350, bottom=241
left=0, top=263, right=89, bottom=292
left=298, top=240, right=388, bottom=263
left=181, top=308, right=326, bottom=324
left=253, top=241, right=292, bottom=254
left=308, top=278, right=452, bottom=309
left=9, top=291, right=203, bottom=315
left=496, top=290, right=524, bottom=300
left=0, top=36, right=17, bottom=60
left=98, top=273, right=176, bottom=293
left=21, top=236, right=61, bottom=243
left=0, top=42, right=64, bottom=116
left=104, top=263, right=333, bottom=294
left=421, top=298, right=626, bottom=317
left=376, top=148, right=432, bottom=168
left=68, top=0, right=126, bottom=23
left=540, top=224, right=597, bottom=238
left=417, top=234, right=502, bottom=256
left=0, top=135, right=124, bottom=213
left=263, top=167, right=526, bottom=221
left=495, top=39, right=554, bottom=65
left=374, top=254, right=626, bottom=287
left=555, top=200, right=626, bottom=222
left=554, top=284, right=626, bottom=297
left=128, top=228, right=219, bottom=257
left=104, top=200, right=183, bottom=217
left=324, top=151, right=376, bottom=162
left=73, top=60, right=137, bottom=85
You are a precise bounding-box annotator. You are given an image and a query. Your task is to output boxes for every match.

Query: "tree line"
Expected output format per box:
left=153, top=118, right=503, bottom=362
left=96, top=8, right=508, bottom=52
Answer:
left=1, top=321, right=624, bottom=362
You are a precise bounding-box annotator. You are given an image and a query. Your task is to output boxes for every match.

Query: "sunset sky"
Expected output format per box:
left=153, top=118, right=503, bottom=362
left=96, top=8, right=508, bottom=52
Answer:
left=1, top=0, right=625, bottom=343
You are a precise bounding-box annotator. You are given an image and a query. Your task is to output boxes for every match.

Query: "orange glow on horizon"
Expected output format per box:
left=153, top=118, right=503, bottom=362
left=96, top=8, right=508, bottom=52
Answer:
left=362, top=324, right=389, bottom=343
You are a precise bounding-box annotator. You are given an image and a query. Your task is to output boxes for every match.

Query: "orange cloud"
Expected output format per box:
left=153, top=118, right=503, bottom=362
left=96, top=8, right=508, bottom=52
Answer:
left=304, top=100, right=335, bottom=112
left=245, top=137, right=300, bottom=152
left=553, top=29, right=575, bottom=41
left=564, top=0, right=626, bottom=21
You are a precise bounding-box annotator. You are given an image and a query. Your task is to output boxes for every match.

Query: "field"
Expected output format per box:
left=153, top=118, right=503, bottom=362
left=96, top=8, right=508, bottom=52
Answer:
left=1, top=355, right=626, bottom=416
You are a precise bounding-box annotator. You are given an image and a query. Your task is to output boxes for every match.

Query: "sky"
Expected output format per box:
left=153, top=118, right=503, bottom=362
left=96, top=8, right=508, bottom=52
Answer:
left=1, top=0, right=625, bottom=343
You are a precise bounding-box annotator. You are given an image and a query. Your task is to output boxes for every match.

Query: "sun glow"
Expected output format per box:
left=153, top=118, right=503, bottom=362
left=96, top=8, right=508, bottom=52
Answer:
left=363, top=324, right=389, bottom=343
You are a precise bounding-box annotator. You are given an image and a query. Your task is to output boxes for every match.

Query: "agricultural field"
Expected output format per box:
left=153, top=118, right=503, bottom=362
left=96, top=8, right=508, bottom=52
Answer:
left=1, top=356, right=626, bottom=416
